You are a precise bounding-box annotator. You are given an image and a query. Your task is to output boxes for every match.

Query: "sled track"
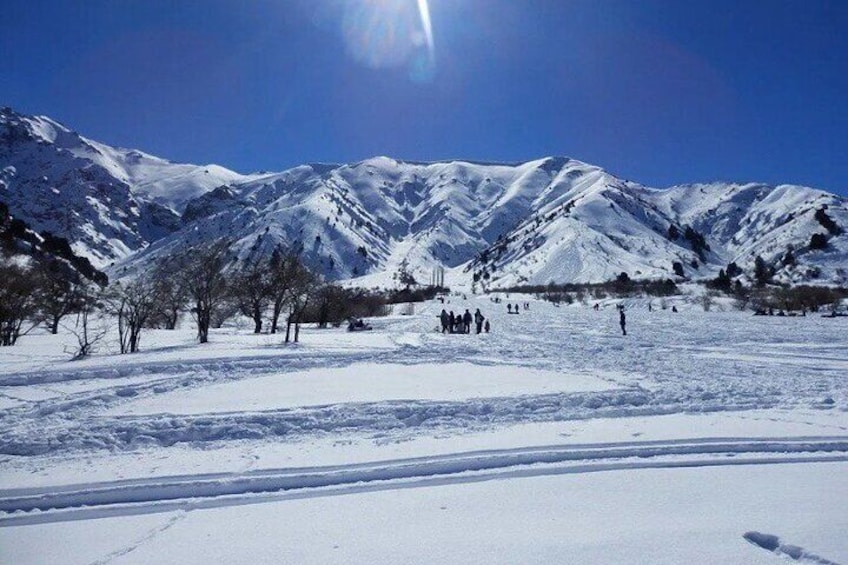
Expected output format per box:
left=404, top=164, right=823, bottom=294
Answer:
left=2, top=436, right=847, bottom=526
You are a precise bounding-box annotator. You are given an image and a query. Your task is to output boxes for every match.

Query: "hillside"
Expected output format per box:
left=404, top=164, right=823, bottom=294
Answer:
left=2, top=108, right=846, bottom=287
left=0, top=107, right=253, bottom=268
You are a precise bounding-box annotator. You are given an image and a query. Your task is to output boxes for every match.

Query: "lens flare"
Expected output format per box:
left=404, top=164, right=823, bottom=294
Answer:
left=417, top=0, right=434, bottom=57
left=339, top=0, right=436, bottom=81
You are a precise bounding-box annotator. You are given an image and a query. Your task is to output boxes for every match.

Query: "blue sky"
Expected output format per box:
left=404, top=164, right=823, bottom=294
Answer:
left=2, top=0, right=846, bottom=194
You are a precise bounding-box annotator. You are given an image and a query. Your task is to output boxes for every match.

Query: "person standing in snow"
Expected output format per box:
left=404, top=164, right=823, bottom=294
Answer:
left=507, top=303, right=513, bottom=314
left=484, top=319, right=491, bottom=333
left=439, top=309, right=449, bottom=333
left=619, top=308, right=627, bottom=336
left=474, top=308, right=485, bottom=334
left=463, top=309, right=473, bottom=334
left=448, top=311, right=456, bottom=333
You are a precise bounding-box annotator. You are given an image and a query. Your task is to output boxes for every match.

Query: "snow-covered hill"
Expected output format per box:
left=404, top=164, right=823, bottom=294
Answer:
left=121, top=155, right=846, bottom=288
left=2, top=108, right=846, bottom=286
left=470, top=179, right=848, bottom=287
left=0, top=107, right=253, bottom=267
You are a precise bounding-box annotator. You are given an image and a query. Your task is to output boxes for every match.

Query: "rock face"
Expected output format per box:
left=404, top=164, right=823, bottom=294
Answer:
left=2, top=108, right=846, bottom=286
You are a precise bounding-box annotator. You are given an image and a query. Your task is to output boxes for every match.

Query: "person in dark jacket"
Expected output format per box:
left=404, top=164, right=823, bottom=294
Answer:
left=448, top=311, right=456, bottom=333
left=484, top=319, right=490, bottom=333
left=619, top=308, right=627, bottom=336
left=474, top=309, right=485, bottom=334
left=463, top=309, right=473, bottom=334
left=439, top=309, right=449, bottom=333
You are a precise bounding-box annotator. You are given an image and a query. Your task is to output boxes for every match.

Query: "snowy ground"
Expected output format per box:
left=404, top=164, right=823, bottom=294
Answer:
left=1, top=295, right=847, bottom=564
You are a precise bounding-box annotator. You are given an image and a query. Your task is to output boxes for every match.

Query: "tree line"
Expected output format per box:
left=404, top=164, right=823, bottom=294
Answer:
left=0, top=239, right=387, bottom=356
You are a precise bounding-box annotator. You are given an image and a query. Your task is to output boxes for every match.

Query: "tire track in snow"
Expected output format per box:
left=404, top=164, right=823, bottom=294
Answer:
left=2, top=436, right=846, bottom=525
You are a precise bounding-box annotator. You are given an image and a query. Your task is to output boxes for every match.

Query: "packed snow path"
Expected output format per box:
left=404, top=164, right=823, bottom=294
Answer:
left=2, top=436, right=847, bottom=525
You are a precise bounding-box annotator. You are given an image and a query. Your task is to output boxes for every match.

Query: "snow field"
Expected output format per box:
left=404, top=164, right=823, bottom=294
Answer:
left=2, top=462, right=846, bottom=564
left=1, top=294, right=847, bottom=563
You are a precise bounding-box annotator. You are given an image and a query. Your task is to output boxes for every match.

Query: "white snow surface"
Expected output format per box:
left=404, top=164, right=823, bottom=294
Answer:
left=1, top=295, right=847, bottom=563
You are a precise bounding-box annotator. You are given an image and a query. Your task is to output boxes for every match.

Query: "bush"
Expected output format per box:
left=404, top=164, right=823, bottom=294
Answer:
left=810, top=233, right=828, bottom=250
left=815, top=207, right=843, bottom=235
left=502, top=277, right=678, bottom=301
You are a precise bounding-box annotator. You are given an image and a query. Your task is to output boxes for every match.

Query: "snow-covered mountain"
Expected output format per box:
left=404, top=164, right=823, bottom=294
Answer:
left=468, top=177, right=848, bottom=288
left=120, top=155, right=847, bottom=288
left=0, top=107, right=253, bottom=267
left=2, top=108, right=846, bottom=286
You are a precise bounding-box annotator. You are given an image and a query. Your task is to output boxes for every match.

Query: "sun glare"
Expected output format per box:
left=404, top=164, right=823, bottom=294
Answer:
left=417, top=0, right=435, bottom=57
left=339, top=0, right=436, bottom=80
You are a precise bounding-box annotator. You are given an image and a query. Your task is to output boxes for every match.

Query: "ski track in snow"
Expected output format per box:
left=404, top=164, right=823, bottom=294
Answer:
left=2, top=437, right=847, bottom=526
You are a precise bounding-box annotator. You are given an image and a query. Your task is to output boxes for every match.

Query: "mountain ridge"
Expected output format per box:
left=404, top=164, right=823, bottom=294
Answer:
left=2, top=107, right=846, bottom=288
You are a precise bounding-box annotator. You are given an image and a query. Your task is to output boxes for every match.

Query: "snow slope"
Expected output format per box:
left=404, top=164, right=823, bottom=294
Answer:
left=0, top=107, right=253, bottom=266
left=120, top=155, right=847, bottom=287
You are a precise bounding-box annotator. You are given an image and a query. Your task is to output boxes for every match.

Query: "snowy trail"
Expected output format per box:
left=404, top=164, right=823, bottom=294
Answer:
left=0, top=385, right=808, bottom=456
left=2, top=436, right=846, bottom=525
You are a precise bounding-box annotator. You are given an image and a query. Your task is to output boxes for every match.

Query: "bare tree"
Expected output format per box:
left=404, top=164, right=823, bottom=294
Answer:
left=232, top=258, right=273, bottom=333
left=311, top=284, right=355, bottom=328
left=149, top=263, right=186, bottom=330
left=285, top=262, right=317, bottom=343
left=210, top=298, right=240, bottom=329
left=175, top=241, right=232, bottom=343
left=104, top=276, right=158, bottom=353
left=63, top=283, right=106, bottom=359
left=268, top=249, right=302, bottom=334
left=35, top=259, right=82, bottom=334
left=700, top=290, right=718, bottom=312
left=0, top=260, right=40, bottom=346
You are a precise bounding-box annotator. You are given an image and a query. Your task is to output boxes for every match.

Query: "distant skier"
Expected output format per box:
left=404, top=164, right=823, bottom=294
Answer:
left=507, top=304, right=513, bottom=314
left=463, top=309, right=473, bottom=334
left=671, top=306, right=678, bottom=313
left=474, top=308, right=485, bottom=334
left=439, top=309, right=449, bottom=333
left=619, top=308, right=627, bottom=336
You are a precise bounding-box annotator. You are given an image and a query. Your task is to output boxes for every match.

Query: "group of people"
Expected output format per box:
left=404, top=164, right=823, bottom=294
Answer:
left=506, top=303, right=529, bottom=314
left=440, top=308, right=489, bottom=334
